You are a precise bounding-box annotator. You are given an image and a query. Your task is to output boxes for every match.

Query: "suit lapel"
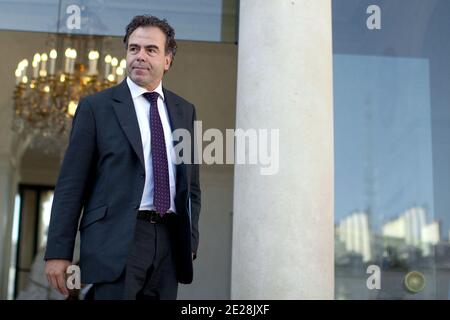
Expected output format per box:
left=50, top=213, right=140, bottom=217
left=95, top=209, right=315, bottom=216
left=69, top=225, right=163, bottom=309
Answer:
left=163, top=88, right=189, bottom=194
left=163, top=87, right=185, bottom=133
left=112, top=80, right=145, bottom=169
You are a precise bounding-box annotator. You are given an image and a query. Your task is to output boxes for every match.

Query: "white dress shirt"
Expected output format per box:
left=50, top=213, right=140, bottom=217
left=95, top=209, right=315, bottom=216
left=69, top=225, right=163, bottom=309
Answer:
left=126, top=77, right=177, bottom=213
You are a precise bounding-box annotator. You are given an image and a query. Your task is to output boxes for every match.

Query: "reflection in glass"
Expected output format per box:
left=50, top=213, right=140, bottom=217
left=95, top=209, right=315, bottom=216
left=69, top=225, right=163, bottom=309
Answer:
left=334, top=54, right=443, bottom=299
left=333, top=0, right=450, bottom=299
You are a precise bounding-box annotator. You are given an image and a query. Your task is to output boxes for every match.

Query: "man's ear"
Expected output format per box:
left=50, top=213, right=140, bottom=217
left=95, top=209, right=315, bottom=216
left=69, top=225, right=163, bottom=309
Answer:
left=164, top=53, right=172, bottom=71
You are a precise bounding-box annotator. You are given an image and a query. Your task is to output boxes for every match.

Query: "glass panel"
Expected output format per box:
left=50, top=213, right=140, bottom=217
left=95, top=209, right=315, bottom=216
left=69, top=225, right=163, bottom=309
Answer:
left=333, top=0, right=450, bottom=299
left=0, top=0, right=237, bottom=42
left=0, top=0, right=59, bottom=34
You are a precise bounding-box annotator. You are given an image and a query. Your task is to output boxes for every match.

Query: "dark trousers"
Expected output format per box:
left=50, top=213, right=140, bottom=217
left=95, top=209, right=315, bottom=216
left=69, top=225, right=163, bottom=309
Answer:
left=91, top=217, right=178, bottom=300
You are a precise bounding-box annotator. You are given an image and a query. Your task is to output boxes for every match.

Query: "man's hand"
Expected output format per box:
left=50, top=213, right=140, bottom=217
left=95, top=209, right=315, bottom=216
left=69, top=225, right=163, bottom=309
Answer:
left=45, top=259, right=71, bottom=297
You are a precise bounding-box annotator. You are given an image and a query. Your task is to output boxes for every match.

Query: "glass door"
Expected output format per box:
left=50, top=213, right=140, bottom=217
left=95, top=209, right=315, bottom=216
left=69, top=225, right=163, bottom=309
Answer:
left=333, top=0, right=450, bottom=299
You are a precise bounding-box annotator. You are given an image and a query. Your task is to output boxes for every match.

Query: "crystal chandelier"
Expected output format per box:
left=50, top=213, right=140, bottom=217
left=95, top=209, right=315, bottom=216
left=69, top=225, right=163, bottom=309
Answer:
left=13, top=34, right=125, bottom=154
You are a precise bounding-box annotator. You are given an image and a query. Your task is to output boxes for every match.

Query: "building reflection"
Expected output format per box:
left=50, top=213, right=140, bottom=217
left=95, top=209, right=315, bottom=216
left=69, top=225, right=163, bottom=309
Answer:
left=335, top=206, right=450, bottom=299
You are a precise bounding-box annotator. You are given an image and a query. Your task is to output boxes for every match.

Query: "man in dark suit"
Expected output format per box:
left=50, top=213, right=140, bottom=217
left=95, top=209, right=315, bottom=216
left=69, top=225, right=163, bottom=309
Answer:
left=44, top=15, right=201, bottom=300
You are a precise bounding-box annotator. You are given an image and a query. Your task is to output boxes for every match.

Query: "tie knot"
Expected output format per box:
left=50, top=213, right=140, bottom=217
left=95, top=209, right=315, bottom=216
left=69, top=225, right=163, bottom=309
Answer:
left=143, top=92, right=159, bottom=106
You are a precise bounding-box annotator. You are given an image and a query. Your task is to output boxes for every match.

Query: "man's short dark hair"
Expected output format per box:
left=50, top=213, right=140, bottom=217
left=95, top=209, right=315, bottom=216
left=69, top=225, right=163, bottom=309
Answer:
left=124, top=15, right=177, bottom=64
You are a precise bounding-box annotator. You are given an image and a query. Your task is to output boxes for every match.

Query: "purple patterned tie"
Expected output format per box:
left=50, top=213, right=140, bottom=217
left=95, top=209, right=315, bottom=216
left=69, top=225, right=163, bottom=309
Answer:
left=143, top=92, right=170, bottom=216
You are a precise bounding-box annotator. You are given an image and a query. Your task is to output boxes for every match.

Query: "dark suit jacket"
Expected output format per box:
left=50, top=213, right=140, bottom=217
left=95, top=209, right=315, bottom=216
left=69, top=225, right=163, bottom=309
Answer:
left=44, top=80, right=201, bottom=284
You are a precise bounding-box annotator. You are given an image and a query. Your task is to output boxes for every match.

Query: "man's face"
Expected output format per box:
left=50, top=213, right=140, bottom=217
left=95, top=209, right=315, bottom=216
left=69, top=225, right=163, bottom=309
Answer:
left=126, top=26, right=172, bottom=90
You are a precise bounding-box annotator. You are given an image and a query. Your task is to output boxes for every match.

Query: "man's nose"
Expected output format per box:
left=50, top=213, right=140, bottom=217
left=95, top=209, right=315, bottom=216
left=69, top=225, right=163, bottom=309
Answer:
left=136, top=48, right=146, bottom=61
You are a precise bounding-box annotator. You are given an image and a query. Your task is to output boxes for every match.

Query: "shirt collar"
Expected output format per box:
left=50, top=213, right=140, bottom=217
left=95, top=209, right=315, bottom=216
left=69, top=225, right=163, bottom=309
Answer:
left=126, top=76, right=165, bottom=101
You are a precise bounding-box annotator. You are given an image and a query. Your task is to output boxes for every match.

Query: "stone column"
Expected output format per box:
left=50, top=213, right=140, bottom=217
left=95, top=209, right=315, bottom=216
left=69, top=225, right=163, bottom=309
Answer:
left=231, top=0, right=334, bottom=299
